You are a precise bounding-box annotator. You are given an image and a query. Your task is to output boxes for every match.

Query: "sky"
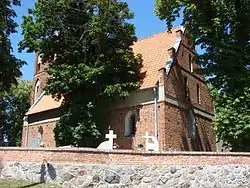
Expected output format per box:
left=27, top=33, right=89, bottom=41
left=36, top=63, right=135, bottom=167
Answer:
left=10, top=0, right=182, bottom=81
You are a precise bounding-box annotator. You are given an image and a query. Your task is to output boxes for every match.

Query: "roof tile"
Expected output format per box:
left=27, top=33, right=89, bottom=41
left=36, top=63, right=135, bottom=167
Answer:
left=26, top=27, right=181, bottom=115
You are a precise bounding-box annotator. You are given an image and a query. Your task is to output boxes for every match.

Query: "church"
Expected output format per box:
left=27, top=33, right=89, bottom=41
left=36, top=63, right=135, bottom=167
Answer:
left=21, top=26, right=216, bottom=151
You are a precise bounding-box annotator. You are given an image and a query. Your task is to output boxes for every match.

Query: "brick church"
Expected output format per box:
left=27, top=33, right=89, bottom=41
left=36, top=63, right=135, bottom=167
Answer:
left=21, top=26, right=216, bottom=151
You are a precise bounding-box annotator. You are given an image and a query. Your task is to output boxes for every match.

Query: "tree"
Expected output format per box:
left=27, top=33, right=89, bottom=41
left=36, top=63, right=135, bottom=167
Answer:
left=0, top=0, right=25, bottom=91
left=0, top=80, right=33, bottom=146
left=155, top=0, right=250, bottom=150
left=155, top=0, right=250, bottom=94
left=210, top=87, right=250, bottom=151
left=20, top=0, right=143, bottom=147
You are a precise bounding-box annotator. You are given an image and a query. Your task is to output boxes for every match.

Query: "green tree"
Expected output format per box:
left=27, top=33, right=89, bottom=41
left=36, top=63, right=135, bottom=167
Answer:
left=0, top=80, right=32, bottom=146
left=156, top=0, right=250, bottom=150
left=20, top=0, right=143, bottom=147
left=0, top=0, right=25, bottom=91
left=211, top=87, right=250, bottom=151
left=155, top=0, right=250, bottom=94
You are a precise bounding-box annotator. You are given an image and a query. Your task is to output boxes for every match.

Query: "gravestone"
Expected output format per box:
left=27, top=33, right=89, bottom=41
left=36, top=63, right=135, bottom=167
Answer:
left=97, top=130, right=117, bottom=150
left=143, top=132, right=159, bottom=152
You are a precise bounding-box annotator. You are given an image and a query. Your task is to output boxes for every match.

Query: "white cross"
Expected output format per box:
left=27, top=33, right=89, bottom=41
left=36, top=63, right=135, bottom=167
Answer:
left=105, top=130, right=117, bottom=149
left=143, top=131, right=151, bottom=146
left=143, top=131, right=159, bottom=152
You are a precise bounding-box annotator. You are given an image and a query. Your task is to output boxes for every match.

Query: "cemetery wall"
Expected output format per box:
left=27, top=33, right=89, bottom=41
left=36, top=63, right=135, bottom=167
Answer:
left=1, top=147, right=250, bottom=187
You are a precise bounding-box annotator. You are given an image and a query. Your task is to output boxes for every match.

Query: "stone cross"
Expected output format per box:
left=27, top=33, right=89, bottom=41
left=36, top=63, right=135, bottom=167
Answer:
left=143, top=131, right=151, bottom=145
left=143, top=131, right=159, bottom=152
left=105, top=130, right=117, bottom=149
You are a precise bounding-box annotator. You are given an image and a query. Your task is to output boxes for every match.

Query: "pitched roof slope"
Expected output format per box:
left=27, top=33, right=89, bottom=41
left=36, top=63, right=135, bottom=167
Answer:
left=132, top=27, right=181, bottom=89
left=26, top=26, right=182, bottom=115
left=26, top=94, right=62, bottom=115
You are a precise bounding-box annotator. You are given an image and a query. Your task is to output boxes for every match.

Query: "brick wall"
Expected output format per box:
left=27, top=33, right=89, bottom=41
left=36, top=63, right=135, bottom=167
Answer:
left=175, top=34, right=214, bottom=114
left=1, top=148, right=250, bottom=187
left=22, top=120, right=57, bottom=147
left=107, top=103, right=155, bottom=150
left=1, top=147, right=250, bottom=165
left=163, top=103, right=216, bottom=152
left=31, top=54, right=49, bottom=104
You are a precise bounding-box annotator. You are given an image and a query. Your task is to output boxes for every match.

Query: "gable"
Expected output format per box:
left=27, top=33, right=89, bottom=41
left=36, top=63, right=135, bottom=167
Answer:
left=132, top=26, right=183, bottom=89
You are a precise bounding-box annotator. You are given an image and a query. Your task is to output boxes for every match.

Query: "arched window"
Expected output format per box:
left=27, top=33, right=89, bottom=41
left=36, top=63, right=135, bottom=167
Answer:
left=125, top=111, right=137, bottom=136
left=186, top=109, right=196, bottom=139
left=38, top=126, right=43, bottom=146
left=34, top=79, right=40, bottom=100
left=36, top=55, right=42, bottom=73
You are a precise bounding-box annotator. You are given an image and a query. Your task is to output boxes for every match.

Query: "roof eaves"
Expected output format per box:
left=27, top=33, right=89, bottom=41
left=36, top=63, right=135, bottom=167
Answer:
left=26, top=91, right=45, bottom=115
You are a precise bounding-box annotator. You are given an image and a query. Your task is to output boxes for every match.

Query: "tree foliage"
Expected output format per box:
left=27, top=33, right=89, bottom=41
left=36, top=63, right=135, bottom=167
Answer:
left=0, top=0, right=25, bottom=91
left=211, top=87, right=250, bottom=151
left=0, top=80, right=32, bottom=146
left=156, top=0, right=250, bottom=150
left=20, top=0, right=143, bottom=146
left=155, top=0, right=250, bottom=93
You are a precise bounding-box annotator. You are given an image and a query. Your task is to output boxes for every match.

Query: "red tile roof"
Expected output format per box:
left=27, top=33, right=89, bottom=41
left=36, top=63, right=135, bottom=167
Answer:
left=133, top=27, right=180, bottom=89
left=26, top=27, right=181, bottom=115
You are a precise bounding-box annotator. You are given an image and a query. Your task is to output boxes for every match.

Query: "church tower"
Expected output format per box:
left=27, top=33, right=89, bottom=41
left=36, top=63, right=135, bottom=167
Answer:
left=32, top=54, right=49, bottom=103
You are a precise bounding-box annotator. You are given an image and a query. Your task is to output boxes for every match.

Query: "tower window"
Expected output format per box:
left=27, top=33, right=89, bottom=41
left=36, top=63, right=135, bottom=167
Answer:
left=34, top=79, right=40, bottom=100
left=37, top=55, right=42, bottom=73
left=197, top=84, right=201, bottom=104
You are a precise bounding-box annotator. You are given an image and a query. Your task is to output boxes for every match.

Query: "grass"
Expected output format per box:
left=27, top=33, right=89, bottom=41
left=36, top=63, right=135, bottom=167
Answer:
left=0, top=180, right=60, bottom=188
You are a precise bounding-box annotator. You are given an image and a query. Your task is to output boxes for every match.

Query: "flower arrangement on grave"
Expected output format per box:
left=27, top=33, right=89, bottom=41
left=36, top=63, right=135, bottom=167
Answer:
left=137, top=144, right=144, bottom=151
left=40, top=142, right=46, bottom=147
left=113, top=142, right=119, bottom=149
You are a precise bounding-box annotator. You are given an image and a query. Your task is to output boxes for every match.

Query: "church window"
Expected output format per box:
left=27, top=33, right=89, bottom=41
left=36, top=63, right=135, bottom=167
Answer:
left=197, top=84, right=201, bottom=104
left=38, top=126, right=43, bottom=146
left=34, top=79, right=40, bottom=100
left=125, top=111, right=137, bottom=136
left=186, top=109, right=196, bottom=139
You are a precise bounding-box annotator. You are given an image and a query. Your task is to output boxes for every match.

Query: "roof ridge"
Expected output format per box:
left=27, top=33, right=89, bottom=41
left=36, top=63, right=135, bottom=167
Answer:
left=136, top=25, right=183, bottom=42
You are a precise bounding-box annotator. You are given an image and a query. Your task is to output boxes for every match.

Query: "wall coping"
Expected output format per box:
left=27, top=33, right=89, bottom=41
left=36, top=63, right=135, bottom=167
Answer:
left=1, top=147, right=250, bottom=157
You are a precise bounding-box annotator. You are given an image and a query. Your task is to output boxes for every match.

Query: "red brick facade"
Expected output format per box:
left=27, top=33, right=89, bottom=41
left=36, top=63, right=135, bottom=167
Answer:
left=1, top=147, right=250, bottom=165
left=22, top=27, right=216, bottom=151
left=32, top=54, right=49, bottom=103
left=105, top=29, right=216, bottom=151
left=22, top=121, right=57, bottom=147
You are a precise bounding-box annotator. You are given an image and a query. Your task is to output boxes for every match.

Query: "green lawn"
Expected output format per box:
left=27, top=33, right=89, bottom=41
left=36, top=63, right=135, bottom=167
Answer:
left=0, top=180, right=60, bottom=188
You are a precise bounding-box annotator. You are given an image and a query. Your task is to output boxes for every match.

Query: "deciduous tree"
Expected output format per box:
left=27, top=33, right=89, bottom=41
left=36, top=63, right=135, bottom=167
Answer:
left=155, top=0, right=250, bottom=93
left=210, top=87, right=250, bottom=151
left=156, top=0, right=250, bottom=150
left=20, top=0, right=143, bottom=146
left=0, top=80, right=32, bottom=146
left=0, top=0, right=25, bottom=91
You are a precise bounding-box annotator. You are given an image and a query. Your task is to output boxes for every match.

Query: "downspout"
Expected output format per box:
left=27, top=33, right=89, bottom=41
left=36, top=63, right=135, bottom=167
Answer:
left=153, top=83, right=159, bottom=139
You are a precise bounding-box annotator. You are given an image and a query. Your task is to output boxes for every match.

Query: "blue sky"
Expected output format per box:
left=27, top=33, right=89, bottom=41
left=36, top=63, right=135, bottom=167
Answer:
left=11, top=0, right=182, bottom=80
